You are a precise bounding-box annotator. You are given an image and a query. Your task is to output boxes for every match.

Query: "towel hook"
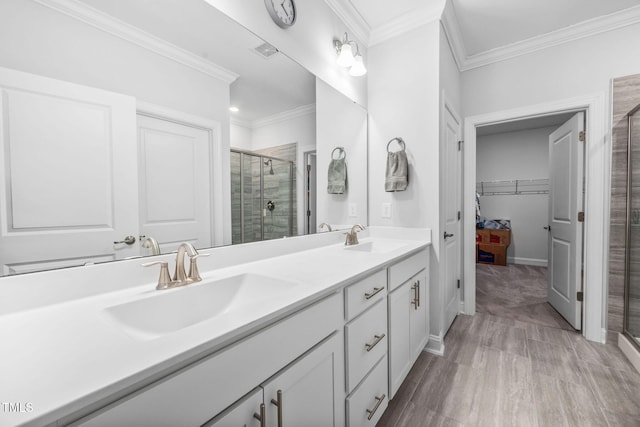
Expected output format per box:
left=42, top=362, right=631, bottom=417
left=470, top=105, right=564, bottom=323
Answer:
left=331, top=146, right=346, bottom=159
left=387, top=137, right=405, bottom=153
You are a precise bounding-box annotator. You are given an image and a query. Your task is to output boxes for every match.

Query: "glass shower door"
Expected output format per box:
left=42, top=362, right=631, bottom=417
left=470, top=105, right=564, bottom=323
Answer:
left=626, top=105, right=640, bottom=347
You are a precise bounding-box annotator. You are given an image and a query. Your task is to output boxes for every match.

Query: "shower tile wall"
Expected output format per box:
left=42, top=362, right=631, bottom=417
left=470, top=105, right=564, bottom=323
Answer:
left=255, top=143, right=298, bottom=239
left=610, top=74, right=640, bottom=336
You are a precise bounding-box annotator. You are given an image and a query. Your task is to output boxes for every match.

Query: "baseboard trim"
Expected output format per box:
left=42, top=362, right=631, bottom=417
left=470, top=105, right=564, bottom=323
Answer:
left=618, top=332, right=640, bottom=375
left=507, top=257, right=548, bottom=267
left=425, top=334, right=445, bottom=356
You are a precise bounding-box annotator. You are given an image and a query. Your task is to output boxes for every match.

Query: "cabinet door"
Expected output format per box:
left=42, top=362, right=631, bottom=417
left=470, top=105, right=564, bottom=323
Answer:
left=262, top=334, right=338, bottom=427
left=205, top=388, right=263, bottom=427
left=388, top=281, right=411, bottom=399
left=410, top=271, right=429, bottom=363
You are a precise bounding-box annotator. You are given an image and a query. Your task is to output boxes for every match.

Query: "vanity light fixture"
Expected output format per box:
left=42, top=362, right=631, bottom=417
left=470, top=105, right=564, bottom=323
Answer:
left=334, top=32, right=366, bottom=76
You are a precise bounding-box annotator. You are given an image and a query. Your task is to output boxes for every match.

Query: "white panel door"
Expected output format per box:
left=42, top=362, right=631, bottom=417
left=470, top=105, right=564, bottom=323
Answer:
left=0, top=67, right=138, bottom=275
left=443, top=104, right=462, bottom=334
left=548, top=112, right=584, bottom=330
left=137, top=115, right=212, bottom=254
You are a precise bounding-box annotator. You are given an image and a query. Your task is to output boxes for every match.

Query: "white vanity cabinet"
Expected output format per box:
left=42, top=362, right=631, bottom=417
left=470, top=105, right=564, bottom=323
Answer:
left=388, top=250, right=429, bottom=398
left=73, top=293, right=341, bottom=427
left=205, top=334, right=339, bottom=427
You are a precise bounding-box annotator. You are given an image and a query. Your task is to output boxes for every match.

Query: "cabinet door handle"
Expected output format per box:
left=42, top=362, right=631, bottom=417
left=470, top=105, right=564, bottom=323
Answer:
left=411, top=283, right=418, bottom=310
left=366, top=394, right=386, bottom=420
left=417, top=279, right=421, bottom=308
left=364, top=286, right=384, bottom=300
left=271, top=389, right=283, bottom=427
left=253, top=403, right=266, bottom=427
left=365, top=333, right=385, bottom=352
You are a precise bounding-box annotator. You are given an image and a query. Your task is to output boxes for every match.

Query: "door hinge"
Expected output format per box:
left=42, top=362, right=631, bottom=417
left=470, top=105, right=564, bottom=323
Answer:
left=577, top=291, right=583, bottom=302
left=578, top=212, right=585, bottom=222
left=457, top=211, right=461, bottom=221
left=457, top=279, right=460, bottom=289
left=579, top=131, right=585, bottom=142
left=458, top=140, right=463, bottom=151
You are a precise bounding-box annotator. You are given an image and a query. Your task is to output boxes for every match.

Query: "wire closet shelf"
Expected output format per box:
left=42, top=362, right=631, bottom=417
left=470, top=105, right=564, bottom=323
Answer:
left=476, top=178, right=549, bottom=196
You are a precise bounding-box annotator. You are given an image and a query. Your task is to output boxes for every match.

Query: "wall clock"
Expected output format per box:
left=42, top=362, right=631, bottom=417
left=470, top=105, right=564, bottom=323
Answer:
left=264, top=0, right=296, bottom=28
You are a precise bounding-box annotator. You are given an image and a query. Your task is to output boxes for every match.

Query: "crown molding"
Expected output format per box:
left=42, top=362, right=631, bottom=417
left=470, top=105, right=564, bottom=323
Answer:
left=32, top=0, right=239, bottom=83
left=369, top=1, right=445, bottom=46
left=459, top=5, right=640, bottom=71
left=234, top=104, right=316, bottom=130
left=440, top=3, right=466, bottom=71
left=323, top=0, right=370, bottom=46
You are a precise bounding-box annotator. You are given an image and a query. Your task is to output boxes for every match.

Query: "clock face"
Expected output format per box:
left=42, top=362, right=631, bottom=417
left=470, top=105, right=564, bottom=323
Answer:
left=265, top=0, right=296, bottom=28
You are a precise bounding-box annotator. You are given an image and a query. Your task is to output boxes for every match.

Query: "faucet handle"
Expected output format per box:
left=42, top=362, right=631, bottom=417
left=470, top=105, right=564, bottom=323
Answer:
left=188, top=253, right=210, bottom=282
left=142, top=261, right=173, bottom=290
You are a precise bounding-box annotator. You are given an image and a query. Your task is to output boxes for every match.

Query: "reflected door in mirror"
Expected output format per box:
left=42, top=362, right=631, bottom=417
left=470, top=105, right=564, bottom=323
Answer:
left=0, top=67, right=138, bottom=275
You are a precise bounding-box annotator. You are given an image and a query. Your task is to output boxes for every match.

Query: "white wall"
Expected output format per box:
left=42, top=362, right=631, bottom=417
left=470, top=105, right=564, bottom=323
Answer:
left=316, top=79, right=368, bottom=228
left=368, top=22, right=444, bottom=347
left=462, top=22, right=640, bottom=117
left=0, top=0, right=234, bottom=244
left=477, top=126, right=555, bottom=266
left=205, top=0, right=367, bottom=107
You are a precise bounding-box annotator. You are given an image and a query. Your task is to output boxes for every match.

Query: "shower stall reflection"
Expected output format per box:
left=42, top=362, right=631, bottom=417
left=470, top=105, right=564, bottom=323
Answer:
left=230, top=150, right=294, bottom=244
left=626, top=103, right=640, bottom=349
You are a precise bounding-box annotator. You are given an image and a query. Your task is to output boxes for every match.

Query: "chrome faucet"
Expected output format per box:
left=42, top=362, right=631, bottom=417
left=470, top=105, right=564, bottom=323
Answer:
left=143, top=242, right=209, bottom=290
left=319, top=222, right=332, bottom=232
left=345, top=224, right=365, bottom=246
left=141, top=236, right=161, bottom=255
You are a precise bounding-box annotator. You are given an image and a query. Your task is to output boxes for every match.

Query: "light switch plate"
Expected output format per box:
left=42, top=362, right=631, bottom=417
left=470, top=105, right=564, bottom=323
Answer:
left=382, top=203, right=392, bottom=219
left=349, top=203, right=357, bottom=217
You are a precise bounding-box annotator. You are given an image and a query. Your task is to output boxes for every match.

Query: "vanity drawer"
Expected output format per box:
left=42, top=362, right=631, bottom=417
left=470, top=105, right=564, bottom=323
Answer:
left=346, top=355, right=388, bottom=427
left=389, top=249, right=428, bottom=292
left=345, top=299, right=387, bottom=392
left=344, top=269, right=387, bottom=321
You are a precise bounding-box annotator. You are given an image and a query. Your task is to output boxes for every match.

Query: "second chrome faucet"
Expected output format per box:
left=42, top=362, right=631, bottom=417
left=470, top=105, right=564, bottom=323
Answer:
left=345, top=224, right=365, bottom=246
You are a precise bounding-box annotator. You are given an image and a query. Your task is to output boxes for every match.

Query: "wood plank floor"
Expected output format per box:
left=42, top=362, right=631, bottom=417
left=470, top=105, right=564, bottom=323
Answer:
left=378, top=267, right=640, bottom=426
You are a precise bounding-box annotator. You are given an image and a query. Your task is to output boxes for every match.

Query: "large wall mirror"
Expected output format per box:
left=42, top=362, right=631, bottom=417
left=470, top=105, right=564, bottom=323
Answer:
left=0, top=0, right=368, bottom=276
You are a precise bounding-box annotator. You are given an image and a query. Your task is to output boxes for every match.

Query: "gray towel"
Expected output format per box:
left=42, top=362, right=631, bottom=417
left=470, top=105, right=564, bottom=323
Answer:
left=385, top=151, right=408, bottom=192
left=327, top=158, right=347, bottom=194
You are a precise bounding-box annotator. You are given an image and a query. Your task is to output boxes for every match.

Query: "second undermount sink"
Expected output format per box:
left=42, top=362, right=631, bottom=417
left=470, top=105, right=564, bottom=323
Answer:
left=103, top=273, right=300, bottom=339
left=344, top=240, right=407, bottom=254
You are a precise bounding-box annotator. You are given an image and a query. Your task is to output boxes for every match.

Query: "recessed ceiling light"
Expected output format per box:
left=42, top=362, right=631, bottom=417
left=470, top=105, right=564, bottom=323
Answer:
left=229, top=106, right=239, bottom=112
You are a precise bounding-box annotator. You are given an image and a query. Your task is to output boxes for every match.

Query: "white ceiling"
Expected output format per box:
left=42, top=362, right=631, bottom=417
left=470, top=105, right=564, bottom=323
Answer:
left=341, top=0, right=640, bottom=56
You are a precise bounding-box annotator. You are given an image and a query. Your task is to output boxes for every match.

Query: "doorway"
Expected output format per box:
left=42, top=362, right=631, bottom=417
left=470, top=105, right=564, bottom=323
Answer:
left=462, top=94, right=608, bottom=343
left=474, top=112, right=580, bottom=330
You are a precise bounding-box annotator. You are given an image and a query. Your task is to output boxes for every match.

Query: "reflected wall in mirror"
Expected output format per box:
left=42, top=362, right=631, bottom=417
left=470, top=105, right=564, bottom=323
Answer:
left=626, top=103, right=640, bottom=349
left=0, top=0, right=367, bottom=277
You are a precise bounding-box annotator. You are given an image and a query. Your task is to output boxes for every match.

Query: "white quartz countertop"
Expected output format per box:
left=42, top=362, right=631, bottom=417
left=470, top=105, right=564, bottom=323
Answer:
left=0, top=231, right=430, bottom=427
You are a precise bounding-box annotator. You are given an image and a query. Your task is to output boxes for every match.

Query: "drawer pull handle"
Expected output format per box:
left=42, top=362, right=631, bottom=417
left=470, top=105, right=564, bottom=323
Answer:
left=364, top=287, right=384, bottom=300
left=365, top=333, right=385, bottom=352
left=271, top=389, right=283, bottom=427
left=253, top=403, right=266, bottom=427
left=366, top=394, right=386, bottom=420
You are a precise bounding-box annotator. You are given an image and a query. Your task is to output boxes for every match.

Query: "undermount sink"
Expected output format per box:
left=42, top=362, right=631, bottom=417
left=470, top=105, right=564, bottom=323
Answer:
left=344, top=240, right=407, bottom=254
left=103, top=273, right=300, bottom=339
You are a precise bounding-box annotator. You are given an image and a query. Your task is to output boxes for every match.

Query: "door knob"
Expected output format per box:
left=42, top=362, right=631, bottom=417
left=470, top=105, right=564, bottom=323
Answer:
left=114, top=235, right=136, bottom=245
left=543, top=226, right=551, bottom=231
left=444, top=231, right=454, bottom=239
